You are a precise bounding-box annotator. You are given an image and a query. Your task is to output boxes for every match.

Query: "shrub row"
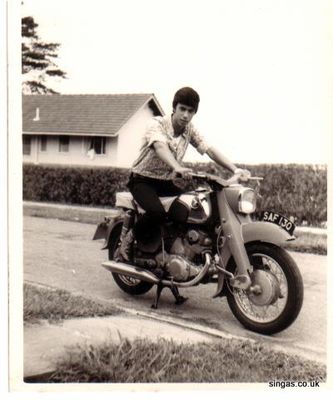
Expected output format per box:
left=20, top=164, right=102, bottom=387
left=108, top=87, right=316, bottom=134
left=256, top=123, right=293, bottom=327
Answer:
left=23, top=165, right=130, bottom=207
left=23, top=163, right=327, bottom=226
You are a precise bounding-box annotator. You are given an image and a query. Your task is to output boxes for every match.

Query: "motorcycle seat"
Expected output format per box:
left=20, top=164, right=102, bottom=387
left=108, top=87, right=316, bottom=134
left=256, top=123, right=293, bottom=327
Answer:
left=115, top=192, right=178, bottom=213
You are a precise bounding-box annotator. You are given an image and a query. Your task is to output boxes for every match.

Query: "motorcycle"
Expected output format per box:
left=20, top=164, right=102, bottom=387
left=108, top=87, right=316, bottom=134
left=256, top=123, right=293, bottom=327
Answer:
left=93, top=171, right=303, bottom=335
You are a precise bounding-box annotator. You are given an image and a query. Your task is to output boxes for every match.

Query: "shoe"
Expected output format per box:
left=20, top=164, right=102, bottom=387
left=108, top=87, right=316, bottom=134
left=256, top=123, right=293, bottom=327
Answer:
left=119, top=229, right=134, bottom=262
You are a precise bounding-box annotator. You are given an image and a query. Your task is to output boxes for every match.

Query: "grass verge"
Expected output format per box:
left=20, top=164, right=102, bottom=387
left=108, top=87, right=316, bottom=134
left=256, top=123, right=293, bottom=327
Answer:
left=47, top=338, right=326, bottom=383
left=24, top=283, right=326, bottom=383
left=285, top=231, right=327, bottom=255
left=24, top=282, right=121, bottom=323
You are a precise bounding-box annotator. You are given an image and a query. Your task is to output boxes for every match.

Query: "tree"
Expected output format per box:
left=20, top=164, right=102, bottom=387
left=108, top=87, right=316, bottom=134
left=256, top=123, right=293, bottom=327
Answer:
left=22, top=16, right=66, bottom=94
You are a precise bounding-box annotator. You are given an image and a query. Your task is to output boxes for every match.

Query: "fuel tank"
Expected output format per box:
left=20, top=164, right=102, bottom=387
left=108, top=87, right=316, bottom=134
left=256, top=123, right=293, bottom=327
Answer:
left=174, top=192, right=212, bottom=224
left=115, top=191, right=212, bottom=224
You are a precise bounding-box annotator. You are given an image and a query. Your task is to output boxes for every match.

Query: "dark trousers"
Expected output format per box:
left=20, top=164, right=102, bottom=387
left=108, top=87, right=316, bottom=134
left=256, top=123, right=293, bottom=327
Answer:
left=128, top=174, right=183, bottom=238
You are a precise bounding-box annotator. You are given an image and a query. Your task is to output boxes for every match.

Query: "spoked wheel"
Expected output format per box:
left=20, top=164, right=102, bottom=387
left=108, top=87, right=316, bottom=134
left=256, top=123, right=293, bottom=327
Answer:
left=226, top=243, right=303, bottom=335
left=108, top=225, right=153, bottom=295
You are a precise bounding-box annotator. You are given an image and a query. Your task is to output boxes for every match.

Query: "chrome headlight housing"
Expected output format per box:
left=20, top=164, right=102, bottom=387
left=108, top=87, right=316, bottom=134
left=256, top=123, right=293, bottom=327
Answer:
left=238, top=188, right=257, bottom=214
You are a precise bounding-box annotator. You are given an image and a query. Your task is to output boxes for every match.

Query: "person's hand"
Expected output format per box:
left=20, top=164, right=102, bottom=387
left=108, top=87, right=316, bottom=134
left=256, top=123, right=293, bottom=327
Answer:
left=174, top=166, right=193, bottom=179
left=234, top=168, right=251, bottom=182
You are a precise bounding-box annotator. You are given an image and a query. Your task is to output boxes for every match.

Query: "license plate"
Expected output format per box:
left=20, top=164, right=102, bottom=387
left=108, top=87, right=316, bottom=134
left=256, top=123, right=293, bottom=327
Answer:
left=260, top=211, right=295, bottom=235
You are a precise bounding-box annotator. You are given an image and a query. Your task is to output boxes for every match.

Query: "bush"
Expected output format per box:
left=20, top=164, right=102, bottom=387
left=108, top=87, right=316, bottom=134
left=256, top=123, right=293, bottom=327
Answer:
left=23, top=164, right=130, bottom=207
left=23, top=163, right=327, bottom=226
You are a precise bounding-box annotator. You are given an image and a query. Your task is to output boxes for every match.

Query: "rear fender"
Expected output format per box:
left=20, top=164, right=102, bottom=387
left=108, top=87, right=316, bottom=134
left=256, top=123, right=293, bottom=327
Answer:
left=92, top=211, right=124, bottom=249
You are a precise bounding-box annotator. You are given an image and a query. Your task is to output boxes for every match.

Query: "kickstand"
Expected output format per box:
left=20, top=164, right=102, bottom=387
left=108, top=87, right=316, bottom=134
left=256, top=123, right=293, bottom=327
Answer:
left=170, top=285, right=188, bottom=305
left=151, top=283, right=188, bottom=309
left=151, top=282, right=164, bottom=309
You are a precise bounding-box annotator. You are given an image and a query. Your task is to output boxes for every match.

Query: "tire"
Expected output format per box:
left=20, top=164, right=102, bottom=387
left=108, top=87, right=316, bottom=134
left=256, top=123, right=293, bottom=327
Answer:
left=108, top=224, right=153, bottom=295
left=226, top=243, right=303, bottom=335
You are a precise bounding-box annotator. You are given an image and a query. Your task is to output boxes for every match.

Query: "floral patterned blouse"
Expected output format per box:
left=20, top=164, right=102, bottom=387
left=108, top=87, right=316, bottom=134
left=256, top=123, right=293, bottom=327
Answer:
left=131, top=115, right=210, bottom=180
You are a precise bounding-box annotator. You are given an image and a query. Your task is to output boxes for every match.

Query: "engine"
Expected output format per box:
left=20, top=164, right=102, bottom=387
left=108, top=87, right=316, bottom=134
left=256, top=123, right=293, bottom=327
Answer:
left=155, top=229, right=212, bottom=282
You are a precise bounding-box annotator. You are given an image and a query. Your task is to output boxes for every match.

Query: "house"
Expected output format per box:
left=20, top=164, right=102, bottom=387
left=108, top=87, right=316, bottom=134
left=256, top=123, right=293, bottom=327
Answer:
left=22, top=94, right=164, bottom=167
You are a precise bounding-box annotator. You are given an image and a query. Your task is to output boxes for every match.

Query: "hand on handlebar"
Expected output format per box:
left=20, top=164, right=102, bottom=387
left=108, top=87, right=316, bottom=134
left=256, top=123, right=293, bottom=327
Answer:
left=233, top=168, right=251, bottom=182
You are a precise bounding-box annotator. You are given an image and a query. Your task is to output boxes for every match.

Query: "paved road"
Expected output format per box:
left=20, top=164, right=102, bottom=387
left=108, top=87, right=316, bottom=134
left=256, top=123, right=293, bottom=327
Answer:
left=23, top=216, right=327, bottom=363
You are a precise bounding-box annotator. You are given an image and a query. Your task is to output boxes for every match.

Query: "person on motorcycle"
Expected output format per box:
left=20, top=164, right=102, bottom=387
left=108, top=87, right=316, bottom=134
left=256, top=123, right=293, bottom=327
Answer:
left=119, top=86, right=250, bottom=261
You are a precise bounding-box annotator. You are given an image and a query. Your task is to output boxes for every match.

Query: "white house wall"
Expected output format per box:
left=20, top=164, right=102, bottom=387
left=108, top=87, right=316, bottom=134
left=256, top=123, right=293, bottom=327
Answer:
left=79, top=136, right=118, bottom=167
left=23, top=102, right=156, bottom=168
left=38, top=135, right=79, bottom=165
left=116, top=104, right=155, bottom=168
left=23, top=135, right=118, bottom=167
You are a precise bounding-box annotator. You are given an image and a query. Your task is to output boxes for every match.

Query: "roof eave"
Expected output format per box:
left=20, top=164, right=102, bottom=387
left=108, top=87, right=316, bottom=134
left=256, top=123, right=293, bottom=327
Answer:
left=149, top=94, right=165, bottom=116
left=22, top=131, right=118, bottom=137
left=105, top=94, right=165, bottom=134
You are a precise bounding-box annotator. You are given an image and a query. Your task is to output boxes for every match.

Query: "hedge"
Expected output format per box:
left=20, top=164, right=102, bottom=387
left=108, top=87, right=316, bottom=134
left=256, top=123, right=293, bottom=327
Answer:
left=23, top=164, right=130, bottom=207
left=23, top=163, right=327, bottom=226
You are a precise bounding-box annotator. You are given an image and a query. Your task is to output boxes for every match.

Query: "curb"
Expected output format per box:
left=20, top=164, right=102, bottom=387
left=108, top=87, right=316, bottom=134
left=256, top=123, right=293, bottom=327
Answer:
left=24, top=280, right=325, bottom=381
left=23, top=201, right=327, bottom=235
left=23, top=201, right=118, bottom=224
left=24, top=281, right=247, bottom=380
left=24, top=281, right=249, bottom=344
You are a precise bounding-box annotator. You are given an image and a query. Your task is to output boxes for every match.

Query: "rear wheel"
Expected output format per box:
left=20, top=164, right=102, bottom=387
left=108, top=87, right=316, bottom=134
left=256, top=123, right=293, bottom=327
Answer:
left=226, top=243, right=303, bottom=335
left=108, top=224, right=153, bottom=295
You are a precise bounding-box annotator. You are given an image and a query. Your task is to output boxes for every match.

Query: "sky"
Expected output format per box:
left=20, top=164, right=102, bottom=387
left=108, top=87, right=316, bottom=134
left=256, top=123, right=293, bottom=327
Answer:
left=19, top=0, right=333, bottom=164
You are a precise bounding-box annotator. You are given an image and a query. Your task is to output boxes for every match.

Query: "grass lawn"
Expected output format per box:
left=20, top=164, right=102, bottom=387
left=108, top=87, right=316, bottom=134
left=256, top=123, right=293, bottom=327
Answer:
left=285, top=231, right=326, bottom=255
left=24, top=283, right=326, bottom=384
left=24, top=282, right=121, bottom=323
left=47, top=337, right=326, bottom=383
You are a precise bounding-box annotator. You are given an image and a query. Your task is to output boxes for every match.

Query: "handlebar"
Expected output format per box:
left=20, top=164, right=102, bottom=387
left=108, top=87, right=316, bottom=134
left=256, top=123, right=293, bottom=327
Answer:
left=187, top=171, right=263, bottom=187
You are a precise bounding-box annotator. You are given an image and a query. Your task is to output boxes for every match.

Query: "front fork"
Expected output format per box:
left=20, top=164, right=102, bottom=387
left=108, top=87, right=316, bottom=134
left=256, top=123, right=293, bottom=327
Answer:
left=217, top=190, right=252, bottom=290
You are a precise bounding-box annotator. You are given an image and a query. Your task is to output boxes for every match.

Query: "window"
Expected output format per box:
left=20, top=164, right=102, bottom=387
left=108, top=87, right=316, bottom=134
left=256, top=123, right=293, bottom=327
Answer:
left=40, top=136, right=47, bottom=152
left=89, top=137, right=106, bottom=155
left=59, top=135, right=70, bottom=152
left=23, top=135, right=31, bottom=155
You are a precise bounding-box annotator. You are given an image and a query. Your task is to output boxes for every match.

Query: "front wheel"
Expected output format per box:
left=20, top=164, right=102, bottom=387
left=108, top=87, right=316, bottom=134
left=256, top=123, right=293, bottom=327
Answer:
left=226, top=243, right=303, bottom=335
left=108, top=225, right=153, bottom=295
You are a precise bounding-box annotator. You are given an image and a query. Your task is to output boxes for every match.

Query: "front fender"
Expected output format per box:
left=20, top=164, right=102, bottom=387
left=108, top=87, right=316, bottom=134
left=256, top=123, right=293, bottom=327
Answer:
left=242, top=221, right=295, bottom=246
left=92, top=211, right=124, bottom=249
left=213, top=220, right=294, bottom=298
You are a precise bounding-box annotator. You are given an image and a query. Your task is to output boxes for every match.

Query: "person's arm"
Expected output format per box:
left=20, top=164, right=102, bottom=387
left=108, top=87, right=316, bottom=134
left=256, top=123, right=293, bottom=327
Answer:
left=153, top=141, right=191, bottom=175
left=206, top=146, right=237, bottom=173
left=206, top=146, right=251, bottom=179
left=190, top=129, right=244, bottom=174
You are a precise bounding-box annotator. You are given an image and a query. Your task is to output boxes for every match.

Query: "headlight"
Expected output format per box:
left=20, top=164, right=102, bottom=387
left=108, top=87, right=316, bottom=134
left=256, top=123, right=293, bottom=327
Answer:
left=238, top=189, right=256, bottom=214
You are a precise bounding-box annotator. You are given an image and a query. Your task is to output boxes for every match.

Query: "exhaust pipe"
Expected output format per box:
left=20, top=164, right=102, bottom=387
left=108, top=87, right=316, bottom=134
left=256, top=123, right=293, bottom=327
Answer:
left=102, top=253, right=212, bottom=287
left=102, top=260, right=160, bottom=284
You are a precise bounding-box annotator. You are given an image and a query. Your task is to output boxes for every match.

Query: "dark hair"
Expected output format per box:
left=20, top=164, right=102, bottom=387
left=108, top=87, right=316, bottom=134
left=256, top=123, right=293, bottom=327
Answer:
left=172, top=87, right=200, bottom=113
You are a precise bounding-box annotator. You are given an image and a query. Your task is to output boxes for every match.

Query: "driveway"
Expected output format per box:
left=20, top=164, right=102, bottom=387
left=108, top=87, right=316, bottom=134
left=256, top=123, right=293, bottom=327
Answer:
left=23, top=216, right=327, bottom=363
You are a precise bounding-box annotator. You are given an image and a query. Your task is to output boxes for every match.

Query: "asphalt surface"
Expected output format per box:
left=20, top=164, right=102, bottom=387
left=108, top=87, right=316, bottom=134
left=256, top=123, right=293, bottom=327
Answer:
left=23, top=215, right=327, bottom=364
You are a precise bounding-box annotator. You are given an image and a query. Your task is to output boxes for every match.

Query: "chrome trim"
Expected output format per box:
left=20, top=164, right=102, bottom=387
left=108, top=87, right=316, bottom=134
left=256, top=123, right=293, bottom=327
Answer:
left=102, top=253, right=212, bottom=287
left=162, top=253, right=212, bottom=287
left=102, top=261, right=160, bottom=283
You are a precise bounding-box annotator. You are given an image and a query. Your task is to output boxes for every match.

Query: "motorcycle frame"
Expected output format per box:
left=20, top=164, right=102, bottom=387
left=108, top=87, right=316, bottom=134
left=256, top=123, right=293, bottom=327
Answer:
left=213, top=186, right=295, bottom=296
left=94, top=181, right=295, bottom=294
left=217, top=189, right=253, bottom=277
